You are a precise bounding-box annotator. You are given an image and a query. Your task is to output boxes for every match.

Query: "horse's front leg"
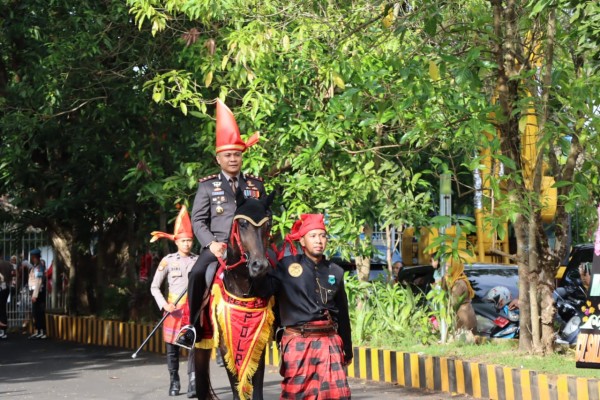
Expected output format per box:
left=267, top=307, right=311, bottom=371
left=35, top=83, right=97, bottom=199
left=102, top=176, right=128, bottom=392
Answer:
left=194, top=348, right=213, bottom=400
left=251, top=350, right=266, bottom=400
left=220, top=344, right=242, bottom=400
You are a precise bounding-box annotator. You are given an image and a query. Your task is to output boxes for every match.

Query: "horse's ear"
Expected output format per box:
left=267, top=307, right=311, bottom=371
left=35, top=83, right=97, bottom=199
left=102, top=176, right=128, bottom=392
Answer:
left=235, top=187, right=246, bottom=207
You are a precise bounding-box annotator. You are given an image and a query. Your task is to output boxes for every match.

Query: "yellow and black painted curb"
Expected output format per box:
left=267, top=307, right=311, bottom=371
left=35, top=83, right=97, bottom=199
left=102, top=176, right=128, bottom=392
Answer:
left=44, top=314, right=599, bottom=400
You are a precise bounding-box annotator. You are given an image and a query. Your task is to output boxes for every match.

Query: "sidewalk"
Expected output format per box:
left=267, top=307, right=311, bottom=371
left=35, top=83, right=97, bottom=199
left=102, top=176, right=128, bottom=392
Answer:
left=0, top=332, right=463, bottom=399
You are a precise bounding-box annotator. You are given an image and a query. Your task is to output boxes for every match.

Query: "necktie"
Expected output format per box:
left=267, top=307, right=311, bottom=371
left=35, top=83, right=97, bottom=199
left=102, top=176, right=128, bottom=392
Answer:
left=229, top=177, right=238, bottom=192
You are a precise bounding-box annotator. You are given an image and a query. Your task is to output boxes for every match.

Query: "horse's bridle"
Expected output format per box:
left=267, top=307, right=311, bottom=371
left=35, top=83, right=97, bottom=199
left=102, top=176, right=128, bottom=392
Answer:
left=218, top=215, right=270, bottom=271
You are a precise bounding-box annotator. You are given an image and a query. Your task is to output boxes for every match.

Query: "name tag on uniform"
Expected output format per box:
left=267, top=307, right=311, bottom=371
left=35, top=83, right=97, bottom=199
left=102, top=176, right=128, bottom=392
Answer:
left=170, top=268, right=182, bottom=277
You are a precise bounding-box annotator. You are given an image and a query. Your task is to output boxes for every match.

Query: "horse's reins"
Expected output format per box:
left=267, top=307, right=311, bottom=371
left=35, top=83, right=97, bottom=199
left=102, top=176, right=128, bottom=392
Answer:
left=217, top=215, right=271, bottom=271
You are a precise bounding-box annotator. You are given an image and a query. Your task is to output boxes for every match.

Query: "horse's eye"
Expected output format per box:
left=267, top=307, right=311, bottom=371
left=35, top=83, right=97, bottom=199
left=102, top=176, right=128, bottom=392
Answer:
left=238, top=219, right=249, bottom=228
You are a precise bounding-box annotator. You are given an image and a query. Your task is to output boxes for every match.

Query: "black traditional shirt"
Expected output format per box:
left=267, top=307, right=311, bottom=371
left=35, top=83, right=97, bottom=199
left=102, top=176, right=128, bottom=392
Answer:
left=257, top=254, right=352, bottom=358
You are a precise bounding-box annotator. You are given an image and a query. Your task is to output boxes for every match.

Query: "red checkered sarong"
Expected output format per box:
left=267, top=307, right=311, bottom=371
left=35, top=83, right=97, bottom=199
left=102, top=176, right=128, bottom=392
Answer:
left=162, top=294, right=190, bottom=344
left=279, top=321, right=351, bottom=400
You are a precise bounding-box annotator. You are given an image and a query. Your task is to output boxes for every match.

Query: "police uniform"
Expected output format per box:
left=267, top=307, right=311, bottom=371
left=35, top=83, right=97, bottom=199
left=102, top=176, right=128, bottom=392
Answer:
left=150, top=252, right=198, bottom=343
left=187, top=172, right=265, bottom=329
left=186, top=99, right=265, bottom=336
left=148, top=205, right=197, bottom=397
left=191, top=172, right=265, bottom=247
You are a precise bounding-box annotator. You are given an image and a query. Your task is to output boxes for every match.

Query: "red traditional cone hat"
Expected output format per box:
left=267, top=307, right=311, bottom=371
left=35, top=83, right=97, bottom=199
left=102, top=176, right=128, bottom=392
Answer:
left=215, top=99, right=260, bottom=153
left=278, top=214, right=327, bottom=258
left=150, top=205, right=194, bottom=242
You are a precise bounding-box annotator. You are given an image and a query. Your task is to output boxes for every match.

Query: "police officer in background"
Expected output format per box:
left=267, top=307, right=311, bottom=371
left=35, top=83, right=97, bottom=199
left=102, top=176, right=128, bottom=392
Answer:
left=177, top=99, right=266, bottom=348
left=150, top=205, right=198, bottom=398
left=28, top=248, right=47, bottom=339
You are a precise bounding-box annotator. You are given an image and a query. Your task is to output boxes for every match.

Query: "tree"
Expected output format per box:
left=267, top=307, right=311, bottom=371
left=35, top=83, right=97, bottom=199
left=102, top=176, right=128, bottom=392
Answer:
left=0, top=0, right=203, bottom=317
left=127, top=0, right=600, bottom=354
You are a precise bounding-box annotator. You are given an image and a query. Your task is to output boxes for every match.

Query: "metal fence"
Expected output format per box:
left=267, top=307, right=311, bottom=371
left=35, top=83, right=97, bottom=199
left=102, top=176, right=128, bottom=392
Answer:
left=1, top=223, right=66, bottom=329
left=6, top=287, right=32, bottom=329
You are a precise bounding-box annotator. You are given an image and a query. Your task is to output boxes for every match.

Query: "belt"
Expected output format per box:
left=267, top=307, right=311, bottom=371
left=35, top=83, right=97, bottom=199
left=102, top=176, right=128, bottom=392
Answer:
left=285, top=323, right=337, bottom=337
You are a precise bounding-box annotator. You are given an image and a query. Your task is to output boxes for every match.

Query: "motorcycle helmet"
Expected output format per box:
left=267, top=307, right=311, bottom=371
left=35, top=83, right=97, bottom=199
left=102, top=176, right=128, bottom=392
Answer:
left=483, top=286, right=513, bottom=310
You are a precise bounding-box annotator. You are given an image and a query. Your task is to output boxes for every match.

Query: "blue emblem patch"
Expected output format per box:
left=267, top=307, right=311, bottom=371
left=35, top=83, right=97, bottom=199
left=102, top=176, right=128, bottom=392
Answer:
left=328, top=275, right=335, bottom=285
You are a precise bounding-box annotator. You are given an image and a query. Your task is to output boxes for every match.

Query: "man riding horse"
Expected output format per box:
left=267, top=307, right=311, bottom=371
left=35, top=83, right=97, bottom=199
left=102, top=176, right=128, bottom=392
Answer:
left=175, top=99, right=270, bottom=399
left=177, top=99, right=266, bottom=350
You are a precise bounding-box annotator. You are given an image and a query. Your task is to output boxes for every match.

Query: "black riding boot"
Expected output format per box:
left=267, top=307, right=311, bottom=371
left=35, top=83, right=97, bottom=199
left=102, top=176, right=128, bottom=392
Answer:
left=169, top=371, right=181, bottom=396
left=166, top=343, right=181, bottom=396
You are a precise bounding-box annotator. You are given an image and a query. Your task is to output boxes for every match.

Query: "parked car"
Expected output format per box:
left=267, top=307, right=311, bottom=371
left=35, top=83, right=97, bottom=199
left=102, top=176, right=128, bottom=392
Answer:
left=331, top=244, right=402, bottom=282
left=556, top=243, right=593, bottom=288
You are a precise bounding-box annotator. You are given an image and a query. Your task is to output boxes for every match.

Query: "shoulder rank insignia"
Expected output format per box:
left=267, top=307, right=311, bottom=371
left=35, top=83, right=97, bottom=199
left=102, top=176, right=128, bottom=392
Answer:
left=245, top=174, right=263, bottom=182
left=198, top=174, right=218, bottom=183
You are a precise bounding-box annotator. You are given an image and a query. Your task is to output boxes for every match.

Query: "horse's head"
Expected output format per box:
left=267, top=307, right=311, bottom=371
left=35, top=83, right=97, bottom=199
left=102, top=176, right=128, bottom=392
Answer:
left=228, top=190, right=275, bottom=278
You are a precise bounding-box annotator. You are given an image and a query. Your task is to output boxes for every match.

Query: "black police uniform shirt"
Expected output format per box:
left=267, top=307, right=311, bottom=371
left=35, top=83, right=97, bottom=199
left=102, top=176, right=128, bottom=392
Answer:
left=257, top=254, right=352, bottom=359
left=191, top=172, right=266, bottom=248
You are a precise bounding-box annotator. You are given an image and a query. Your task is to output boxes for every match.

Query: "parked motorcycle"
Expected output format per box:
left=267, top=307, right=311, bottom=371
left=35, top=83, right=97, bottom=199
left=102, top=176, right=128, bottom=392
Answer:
left=473, top=286, right=521, bottom=338
left=474, top=301, right=520, bottom=339
left=554, top=282, right=587, bottom=345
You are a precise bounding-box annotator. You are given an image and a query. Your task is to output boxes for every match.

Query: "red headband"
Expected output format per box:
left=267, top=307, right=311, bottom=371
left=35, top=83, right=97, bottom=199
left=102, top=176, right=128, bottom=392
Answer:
left=278, top=214, right=326, bottom=258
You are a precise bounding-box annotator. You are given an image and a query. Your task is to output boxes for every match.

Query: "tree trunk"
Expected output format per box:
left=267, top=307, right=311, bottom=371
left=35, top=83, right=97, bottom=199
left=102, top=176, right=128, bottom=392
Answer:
left=48, top=227, right=76, bottom=315
left=356, top=224, right=374, bottom=282
left=528, top=214, right=543, bottom=353
left=514, top=214, right=532, bottom=352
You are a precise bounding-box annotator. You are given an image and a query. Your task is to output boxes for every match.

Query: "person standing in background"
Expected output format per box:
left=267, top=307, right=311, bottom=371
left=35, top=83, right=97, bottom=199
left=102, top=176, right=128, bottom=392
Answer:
left=0, top=258, right=13, bottom=339
left=150, top=205, right=198, bottom=398
left=28, top=248, right=47, bottom=339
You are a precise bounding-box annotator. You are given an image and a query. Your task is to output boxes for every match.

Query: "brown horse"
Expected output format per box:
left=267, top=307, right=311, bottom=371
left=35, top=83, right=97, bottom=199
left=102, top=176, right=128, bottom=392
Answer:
left=194, top=191, right=275, bottom=400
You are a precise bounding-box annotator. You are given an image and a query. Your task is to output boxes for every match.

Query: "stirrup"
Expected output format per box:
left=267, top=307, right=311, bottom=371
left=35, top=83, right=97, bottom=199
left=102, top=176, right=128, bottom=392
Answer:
left=174, top=325, right=196, bottom=350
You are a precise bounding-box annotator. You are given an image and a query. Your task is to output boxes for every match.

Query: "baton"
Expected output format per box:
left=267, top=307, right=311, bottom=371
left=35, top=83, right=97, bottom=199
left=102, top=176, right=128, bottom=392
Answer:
left=131, top=288, right=188, bottom=359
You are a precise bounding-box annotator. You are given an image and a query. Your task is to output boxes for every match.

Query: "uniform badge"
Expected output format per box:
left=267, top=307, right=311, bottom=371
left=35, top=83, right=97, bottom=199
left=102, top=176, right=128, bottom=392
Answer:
left=216, top=205, right=224, bottom=214
left=212, top=181, right=222, bottom=188
left=288, top=263, right=303, bottom=277
left=158, top=260, right=167, bottom=271
left=328, top=275, right=336, bottom=285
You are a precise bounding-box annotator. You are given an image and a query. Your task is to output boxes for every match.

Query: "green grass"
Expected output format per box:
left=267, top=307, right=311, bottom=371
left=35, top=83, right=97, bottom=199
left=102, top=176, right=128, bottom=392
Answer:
left=389, top=339, right=600, bottom=379
left=346, top=276, right=600, bottom=380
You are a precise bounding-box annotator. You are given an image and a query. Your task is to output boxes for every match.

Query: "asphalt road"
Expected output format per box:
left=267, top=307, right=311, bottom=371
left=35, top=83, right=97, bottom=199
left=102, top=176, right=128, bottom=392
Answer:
left=0, top=332, right=468, bottom=399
